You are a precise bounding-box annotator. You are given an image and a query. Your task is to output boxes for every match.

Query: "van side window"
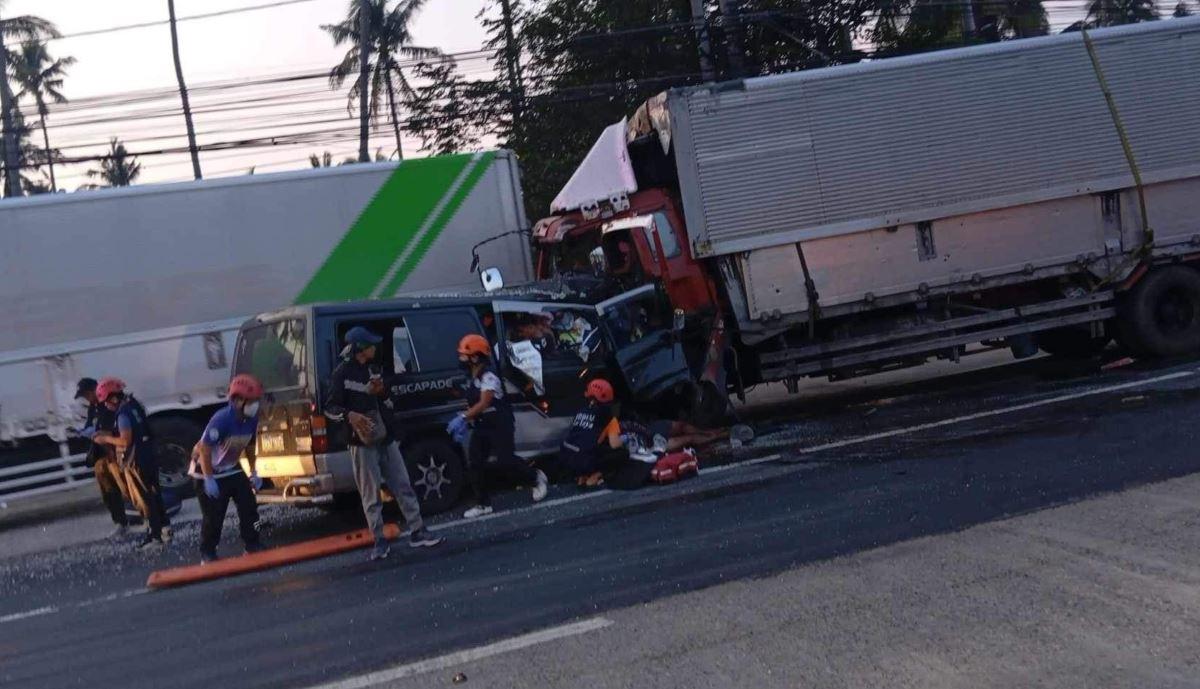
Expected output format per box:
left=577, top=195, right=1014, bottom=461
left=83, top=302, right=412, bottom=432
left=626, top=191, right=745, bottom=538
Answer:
left=393, top=323, right=418, bottom=373
left=405, top=311, right=482, bottom=372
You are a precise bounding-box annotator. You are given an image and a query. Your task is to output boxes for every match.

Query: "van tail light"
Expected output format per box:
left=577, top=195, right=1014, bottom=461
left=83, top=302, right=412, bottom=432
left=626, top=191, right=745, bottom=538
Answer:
left=311, top=414, right=328, bottom=454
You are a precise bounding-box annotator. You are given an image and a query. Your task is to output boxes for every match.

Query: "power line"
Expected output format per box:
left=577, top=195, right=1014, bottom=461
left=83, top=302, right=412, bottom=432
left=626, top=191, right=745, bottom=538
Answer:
left=48, top=0, right=325, bottom=42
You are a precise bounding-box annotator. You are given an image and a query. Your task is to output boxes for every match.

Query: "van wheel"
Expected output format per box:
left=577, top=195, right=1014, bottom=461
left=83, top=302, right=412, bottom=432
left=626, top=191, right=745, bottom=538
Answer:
left=404, top=437, right=465, bottom=516
left=149, top=416, right=203, bottom=493
left=1036, top=326, right=1110, bottom=359
left=1119, top=266, right=1200, bottom=358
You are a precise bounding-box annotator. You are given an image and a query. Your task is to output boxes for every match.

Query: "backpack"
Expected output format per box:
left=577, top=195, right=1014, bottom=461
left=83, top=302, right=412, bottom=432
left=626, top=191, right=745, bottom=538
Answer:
left=650, top=448, right=699, bottom=484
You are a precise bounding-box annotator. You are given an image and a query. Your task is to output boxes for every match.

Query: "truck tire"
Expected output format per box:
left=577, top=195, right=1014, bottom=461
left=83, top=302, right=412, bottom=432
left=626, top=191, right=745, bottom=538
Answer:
left=403, top=437, right=465, bottom=516
left=1118, top=266, right=1200, bottom=358
left=149, top=416, right=203, bottom=493
left=1036, top=326, right=1110, bottom=359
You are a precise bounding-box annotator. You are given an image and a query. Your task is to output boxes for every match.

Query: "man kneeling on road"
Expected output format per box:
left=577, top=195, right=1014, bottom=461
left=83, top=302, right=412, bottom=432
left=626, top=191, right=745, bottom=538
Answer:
left=326, top=326, right=443, bottom=561
left=190, top=374, right=267, bottom=564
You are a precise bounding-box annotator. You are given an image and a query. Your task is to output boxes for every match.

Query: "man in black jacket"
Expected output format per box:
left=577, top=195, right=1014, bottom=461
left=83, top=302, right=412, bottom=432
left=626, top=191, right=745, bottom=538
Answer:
left=76, top=377, right=129, bottom=536
left=325, top=326, right=443, bottom=561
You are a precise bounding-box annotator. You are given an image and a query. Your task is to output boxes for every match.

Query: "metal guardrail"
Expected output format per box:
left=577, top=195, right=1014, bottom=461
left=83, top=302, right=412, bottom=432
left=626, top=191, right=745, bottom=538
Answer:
left=0, top=452, right=91, bottom=505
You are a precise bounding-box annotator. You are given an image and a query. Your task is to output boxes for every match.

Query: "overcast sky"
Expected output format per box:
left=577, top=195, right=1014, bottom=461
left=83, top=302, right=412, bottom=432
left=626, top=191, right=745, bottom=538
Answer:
left=2, top=0, right=491, bottom=186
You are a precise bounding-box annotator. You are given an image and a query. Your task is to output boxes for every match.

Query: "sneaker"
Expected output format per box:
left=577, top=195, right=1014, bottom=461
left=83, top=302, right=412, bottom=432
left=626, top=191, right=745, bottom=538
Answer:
left=200, top=551, right=219, bottom=565
left=532, top=470, right=549, bottom=502
left=109, top=524, right=129, bottom=539
left=136, top=535, right=165, bottom=552
left=730, top=424, right=755, bottom=448
left=369, top=542, right=391, bottom=561
left=463, top=504, right=494, bottom=519
left=161, top=525, right=173, bottom=544
left=409, top=529, right=444, bottom=548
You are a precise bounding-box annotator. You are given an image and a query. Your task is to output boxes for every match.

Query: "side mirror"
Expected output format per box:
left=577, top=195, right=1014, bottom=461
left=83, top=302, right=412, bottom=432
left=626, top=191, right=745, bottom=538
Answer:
left=673, top=308, right=686, bottom=332
left=480, top=267, right=504, bottom=292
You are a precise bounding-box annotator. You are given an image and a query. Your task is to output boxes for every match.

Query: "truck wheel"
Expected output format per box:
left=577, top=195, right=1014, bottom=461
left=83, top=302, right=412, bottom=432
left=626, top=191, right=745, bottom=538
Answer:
left=403, top=437, right=465, bottom=516
left=1119, top=266, right=1200, bottom=358
left=1036, top=327, right=1110, bottom=359
left=149, top=416, right=203, bottom=493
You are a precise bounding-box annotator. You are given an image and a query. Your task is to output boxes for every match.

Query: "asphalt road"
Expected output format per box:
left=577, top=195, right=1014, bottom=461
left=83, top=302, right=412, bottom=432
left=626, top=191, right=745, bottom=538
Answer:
left=3, top=352, right=1200, bottom=689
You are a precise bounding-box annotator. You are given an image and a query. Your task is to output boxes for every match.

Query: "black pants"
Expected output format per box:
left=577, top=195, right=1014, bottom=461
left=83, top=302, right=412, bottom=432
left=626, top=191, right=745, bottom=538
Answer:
left=467, top=422, right=536, bottom=507
left=195, top=472, right=261, bottom=556
left=93, top=454, right=128, bottom=526
left=122, top=459, right=168, bottom=539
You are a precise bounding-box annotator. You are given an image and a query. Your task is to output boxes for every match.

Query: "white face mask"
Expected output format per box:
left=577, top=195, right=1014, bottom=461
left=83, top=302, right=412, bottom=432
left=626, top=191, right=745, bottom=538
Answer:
left=242, top=401, right=261, bottom=418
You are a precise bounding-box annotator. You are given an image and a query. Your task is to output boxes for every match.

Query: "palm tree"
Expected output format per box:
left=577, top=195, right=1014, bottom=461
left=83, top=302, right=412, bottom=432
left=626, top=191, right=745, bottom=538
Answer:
left=167, top=0, right=202, bottom=180
left=323, top=0, right=441, bottom=161
left=1085, top=0, right=1159, bottom=26
left=0, top=2, right=58, bottom=198
left=85, top=138, right=142, bottom=188
left=10, top=39, right=74, bottom=193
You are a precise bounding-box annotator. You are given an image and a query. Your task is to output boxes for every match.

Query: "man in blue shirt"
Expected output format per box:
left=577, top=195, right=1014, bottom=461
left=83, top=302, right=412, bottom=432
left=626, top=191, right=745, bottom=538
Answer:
left=92, top=378, right=171, bottom=551
left=189, top=374, right=266, bottom=563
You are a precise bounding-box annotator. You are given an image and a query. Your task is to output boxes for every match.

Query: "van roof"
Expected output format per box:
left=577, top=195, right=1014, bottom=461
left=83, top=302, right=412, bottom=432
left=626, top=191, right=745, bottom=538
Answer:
left=244, top=278, right=601, bottom=325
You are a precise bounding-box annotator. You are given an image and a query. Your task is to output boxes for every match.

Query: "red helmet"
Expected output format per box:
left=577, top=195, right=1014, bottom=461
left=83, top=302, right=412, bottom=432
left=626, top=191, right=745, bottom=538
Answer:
left=585, top=378, right=614, bottom=404
left=95, top=377, right=126, bottom=403
left=228, top=374, right=263, bottom=401
left=457, top=334, right=490, bottom=357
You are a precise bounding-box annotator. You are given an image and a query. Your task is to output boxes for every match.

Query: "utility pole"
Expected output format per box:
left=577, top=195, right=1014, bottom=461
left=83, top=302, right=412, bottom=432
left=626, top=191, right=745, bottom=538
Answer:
left=688, top=0, right=716, bottom=83
left=717, top=0, right=746, bottom=79
left=0, top=17, right=23, bottom=198
left=358, top=0, right=371, bottom=163
left=168, top=0, right=202, bottom=180
left=498, top=0, right=525, bottom=132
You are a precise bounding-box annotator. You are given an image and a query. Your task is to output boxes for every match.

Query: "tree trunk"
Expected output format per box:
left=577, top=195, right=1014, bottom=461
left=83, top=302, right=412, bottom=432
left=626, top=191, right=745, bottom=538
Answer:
left=498, top=0, right=525, bottom=129
left=168, top=0, right=203, bottom=180
left=39, top=112, right=55, bottom=193
left=384, top=75, right=403, bottom=160
left=0, top=24, right=23, bottom=199
left=358, top=0, right=371, bottom=163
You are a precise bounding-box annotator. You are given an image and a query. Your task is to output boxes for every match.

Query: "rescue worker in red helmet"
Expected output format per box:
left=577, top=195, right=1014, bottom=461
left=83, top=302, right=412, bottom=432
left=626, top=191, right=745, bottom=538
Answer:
left=559, top=378, right=630, bottom=488
left=92, top=377, right=172, bottom=550
left=188, top=373, right=268, bottom=563
left=449, top=333, right=548, bottom=518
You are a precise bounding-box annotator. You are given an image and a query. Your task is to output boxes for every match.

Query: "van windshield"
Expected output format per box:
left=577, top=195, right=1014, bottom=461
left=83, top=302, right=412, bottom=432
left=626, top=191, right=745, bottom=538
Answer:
left=233, top=319, right=307, bottom=391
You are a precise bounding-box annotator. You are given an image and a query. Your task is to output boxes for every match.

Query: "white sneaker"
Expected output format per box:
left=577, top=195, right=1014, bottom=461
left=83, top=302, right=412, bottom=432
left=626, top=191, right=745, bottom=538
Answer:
left=463, top=505, right=494, bottom=519
left=532, top=470, right=549, bottom=502
left=161, top=525, right=173, bottom=544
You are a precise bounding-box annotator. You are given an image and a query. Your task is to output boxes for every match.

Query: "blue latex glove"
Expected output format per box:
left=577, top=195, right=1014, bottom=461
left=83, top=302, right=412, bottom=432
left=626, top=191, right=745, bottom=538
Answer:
left=446, top=414, right=469, bottom=443
left=249, top=472, right=263, bottom=491
left=203, top=476, right=220, bottom=499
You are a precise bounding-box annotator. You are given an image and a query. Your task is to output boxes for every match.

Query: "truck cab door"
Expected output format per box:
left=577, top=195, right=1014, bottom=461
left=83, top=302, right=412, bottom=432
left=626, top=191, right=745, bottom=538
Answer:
left=595, top=285, right=692, bottom=402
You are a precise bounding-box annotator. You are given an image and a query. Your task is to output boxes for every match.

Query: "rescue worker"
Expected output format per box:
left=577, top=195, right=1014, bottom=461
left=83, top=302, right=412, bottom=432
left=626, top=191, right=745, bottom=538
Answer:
left=189, top=374, right=267, bottom=563
left=92, top=378, right=171, bottom=551
left=449, top=334, right=549, bottom=519
left=75, top=377, right=129, bottom=536
left=325, top=326, right=443, bottom=561
left=559, top=379, right=629, bottom=487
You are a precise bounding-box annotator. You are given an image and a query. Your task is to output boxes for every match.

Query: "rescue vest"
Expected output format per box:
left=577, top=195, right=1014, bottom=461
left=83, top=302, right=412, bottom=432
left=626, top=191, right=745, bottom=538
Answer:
left=559, top=402, right=614, bottom=475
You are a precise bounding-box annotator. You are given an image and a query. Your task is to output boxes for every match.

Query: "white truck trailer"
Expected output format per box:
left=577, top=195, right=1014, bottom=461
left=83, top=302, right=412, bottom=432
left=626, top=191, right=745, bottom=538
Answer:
left=0, top=151, right=532, bottom=502
left=530, top=19, right=1200, bottom=418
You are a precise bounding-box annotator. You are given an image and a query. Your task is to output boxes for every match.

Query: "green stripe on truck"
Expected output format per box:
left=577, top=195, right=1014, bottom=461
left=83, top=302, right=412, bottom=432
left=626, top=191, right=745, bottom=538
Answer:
left=294, top=154, right=475, bottom=304
left=377, top=151, right=496, bottom=297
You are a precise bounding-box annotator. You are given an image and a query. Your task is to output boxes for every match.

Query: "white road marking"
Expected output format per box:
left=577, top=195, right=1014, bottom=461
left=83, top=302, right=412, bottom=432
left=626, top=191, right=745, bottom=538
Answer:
left=789, top=370, right=1195, bottom=458
left=0, top=606, right=56, bottom=623
left=306, top=617, right=614, bottom=689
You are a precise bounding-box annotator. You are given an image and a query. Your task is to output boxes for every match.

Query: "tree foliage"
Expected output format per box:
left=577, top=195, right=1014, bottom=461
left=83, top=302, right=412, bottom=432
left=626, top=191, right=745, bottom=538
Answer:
left=9, top=38, right=74, bottom=192
left=85, top=138, right=142, bottom=188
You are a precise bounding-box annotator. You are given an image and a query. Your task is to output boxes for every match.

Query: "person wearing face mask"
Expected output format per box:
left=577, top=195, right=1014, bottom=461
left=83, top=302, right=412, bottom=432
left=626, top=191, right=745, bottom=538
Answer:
left=188, top=374, right=267, bottom=563
left=92, top=378, right=172, bottom=551
left=325, top=326, right=443, bottom=561
left=449, top=334, right=548, bottom=519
